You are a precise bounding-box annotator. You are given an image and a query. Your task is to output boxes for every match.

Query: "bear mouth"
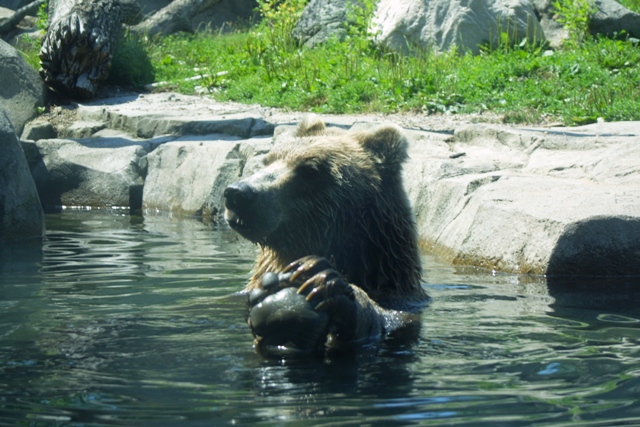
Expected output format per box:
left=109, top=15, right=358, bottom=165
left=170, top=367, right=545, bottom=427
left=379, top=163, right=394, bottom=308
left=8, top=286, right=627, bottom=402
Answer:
left=226, top=209, right=247, bottom=230
left=225, top=209, right=263, bottom=243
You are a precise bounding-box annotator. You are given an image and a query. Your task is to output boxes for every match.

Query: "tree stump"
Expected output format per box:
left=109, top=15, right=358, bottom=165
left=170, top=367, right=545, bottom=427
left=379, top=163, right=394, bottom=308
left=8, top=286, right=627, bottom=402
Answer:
left=39, top=0, right=124, bottom=98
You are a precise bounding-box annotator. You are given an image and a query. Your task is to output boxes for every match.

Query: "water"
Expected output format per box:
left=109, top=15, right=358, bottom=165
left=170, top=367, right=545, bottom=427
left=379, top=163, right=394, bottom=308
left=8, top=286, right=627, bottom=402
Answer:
left=1, top=211, right=640, bottom=426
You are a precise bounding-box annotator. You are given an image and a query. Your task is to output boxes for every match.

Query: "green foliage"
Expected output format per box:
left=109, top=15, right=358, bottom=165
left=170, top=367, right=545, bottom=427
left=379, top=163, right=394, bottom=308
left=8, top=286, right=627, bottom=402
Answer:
left=16, top=35, right=42, bottom=70
left=146, top=20, right=640, bottom=125
left=37, top=0, right=49, bottom=31
left=552, top=0, right=597, bottom=45
left=617, top=0, right=640, bottom=12
left=107, top=31, right=155, bottom=87
left=18, top=0, right=640, bottom=125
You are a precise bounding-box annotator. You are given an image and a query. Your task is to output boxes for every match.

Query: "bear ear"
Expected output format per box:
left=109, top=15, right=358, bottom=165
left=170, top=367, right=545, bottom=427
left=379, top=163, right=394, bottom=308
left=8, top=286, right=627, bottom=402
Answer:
left=295, top=114, right=326, bottom=137
left=356, top=124, right=409, bottom=169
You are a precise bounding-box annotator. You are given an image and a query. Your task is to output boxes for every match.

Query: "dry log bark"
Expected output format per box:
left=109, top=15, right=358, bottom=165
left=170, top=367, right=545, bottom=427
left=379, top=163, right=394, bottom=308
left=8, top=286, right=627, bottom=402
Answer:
left=39, top=0, right=125, bottom=98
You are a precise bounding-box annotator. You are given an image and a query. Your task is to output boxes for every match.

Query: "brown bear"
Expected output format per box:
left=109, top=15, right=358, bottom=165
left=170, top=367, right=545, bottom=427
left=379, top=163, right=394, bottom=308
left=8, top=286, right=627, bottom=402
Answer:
left=223, top=115, right=429, bottom=356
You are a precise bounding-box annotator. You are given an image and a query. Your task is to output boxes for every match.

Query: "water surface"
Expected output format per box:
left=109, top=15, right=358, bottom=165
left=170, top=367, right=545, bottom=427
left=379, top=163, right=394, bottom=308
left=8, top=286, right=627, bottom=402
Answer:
left=1, top=211, right=639, bottom=426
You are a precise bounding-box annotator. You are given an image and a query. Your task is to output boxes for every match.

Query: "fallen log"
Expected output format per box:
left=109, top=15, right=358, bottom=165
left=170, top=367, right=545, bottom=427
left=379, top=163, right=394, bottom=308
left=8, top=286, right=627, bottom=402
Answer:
left=39, top=0, right=140, bottom=98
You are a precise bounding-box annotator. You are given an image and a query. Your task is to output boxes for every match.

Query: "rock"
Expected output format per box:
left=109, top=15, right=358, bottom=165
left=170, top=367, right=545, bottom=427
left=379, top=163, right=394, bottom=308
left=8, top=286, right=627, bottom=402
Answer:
left=59, top=120, right=107, bottom=139
left=0, top=39, right=46, bottom=135
left=191, top=0, right=257, bottom=33
left=403, top=122, right=640, bottom=276
left=142, top=135, right=272, bottom=217
left=27, top=135, right=165, bottom=211
left=532, top=0, right=640, bottom=48
left=530, top=0, right=570, bottom=49
left=0, top=109, right=44, bottom=241
left=591, top=0, right=640, bottom=39
left=20, top=119, right=56, bottom=141
left=26, top=93, right=640, bottom=275
left=293, top=0, right=354, bottom=47
left=372, top=0, right=545, bottom=55
left=77, top=93, right=275, bottom=138
left=131, top=0, right=257, bottom=38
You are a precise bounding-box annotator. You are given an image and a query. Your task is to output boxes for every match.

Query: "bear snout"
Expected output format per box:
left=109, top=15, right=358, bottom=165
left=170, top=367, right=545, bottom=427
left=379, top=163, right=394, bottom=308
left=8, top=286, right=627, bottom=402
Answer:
left=224, top=182, right=254, bottom=212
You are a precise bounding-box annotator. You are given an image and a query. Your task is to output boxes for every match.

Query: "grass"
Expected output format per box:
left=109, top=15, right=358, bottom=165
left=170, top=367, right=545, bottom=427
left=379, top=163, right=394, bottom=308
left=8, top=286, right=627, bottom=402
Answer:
left=145, top=30, right=640, bottom=125
left=17, top=0, right=640, bottom=125
left=619, top=0, right=640, bottom=11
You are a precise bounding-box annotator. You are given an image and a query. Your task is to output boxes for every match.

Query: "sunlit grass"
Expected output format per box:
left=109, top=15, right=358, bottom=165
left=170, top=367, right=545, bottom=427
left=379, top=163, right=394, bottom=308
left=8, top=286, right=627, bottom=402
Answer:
left=17, top=0, right=640, bottom=126
left=144, top=29, right=640, bottom=125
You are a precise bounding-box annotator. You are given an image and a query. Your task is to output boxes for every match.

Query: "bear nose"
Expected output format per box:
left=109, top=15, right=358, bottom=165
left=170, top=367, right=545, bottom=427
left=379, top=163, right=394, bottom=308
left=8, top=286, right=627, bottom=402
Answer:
left=224, top=182, right=254, bottom=211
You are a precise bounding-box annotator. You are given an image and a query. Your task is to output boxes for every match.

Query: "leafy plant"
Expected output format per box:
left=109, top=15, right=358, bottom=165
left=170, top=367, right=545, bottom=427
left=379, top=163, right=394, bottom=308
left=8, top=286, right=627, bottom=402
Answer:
left=617, top=0, right=640, bottom=12
left=37, top=0, right=49, bottom=31
left=107, top=31, right=155, bottom=87
left=18, top=0, right=640, bottom=126
left=552, top=0, right=597, bottom=45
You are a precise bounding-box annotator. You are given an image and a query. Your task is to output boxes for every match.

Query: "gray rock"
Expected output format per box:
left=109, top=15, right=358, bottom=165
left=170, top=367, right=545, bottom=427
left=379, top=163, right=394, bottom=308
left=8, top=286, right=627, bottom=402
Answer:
left=132, top=0, right=257, bottom=38
left=0, top=39, right=46, bottom=135
left=591, top=0, right=640, bottom=38
left=530, top=0, right=570, bottom=48
left=78, top=93, right=275, bottom=139
left=0, top=109, right=43, bottom=240
left=29, top=93, right=640, bottom=276
left=142, top=134, right=270, bottom=217
left=373, top=0, right=545, bottom=55
left=135, top=0, right=172, bottom=17
left=20, top=119, right=56, bottom=141
left=59, top=120, right=107, bottom=139
left=28, top=136, right=160, bottom=210
left=403, top=122, right=640, bottom=276
left=293, top=0, right=354, bottom=46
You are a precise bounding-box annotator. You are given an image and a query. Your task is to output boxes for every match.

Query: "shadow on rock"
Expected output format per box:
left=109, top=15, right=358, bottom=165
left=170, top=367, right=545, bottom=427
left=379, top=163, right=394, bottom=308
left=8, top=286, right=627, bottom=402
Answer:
left=547, top=216, right=640, bottom=316
left=547, top=216, right=640, bottom=277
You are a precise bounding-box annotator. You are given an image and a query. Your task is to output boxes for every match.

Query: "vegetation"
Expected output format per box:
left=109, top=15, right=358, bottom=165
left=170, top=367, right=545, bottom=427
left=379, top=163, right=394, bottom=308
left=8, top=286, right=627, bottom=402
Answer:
left=19, top=0, right=640, bottom=125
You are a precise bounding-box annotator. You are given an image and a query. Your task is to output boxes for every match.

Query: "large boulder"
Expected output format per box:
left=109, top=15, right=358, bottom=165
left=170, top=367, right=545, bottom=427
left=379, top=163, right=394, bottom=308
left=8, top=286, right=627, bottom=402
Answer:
left=0, top=39, right=46, bottom=136
left=142, top=135, right=272, bottom=216
left=26, top=93, right=640, bottom=276
left=25, top=134, right=162, bottom=211
left=403, top=122, right=640, bottom=276
left=372, top=0, right=545, bottom=54
left=532, top=0, right=640, bottom=48
left=293, top=0, right=354, bottom=47
left=591, top=0, right=640, bottom=39
left=0, top=110, right=43, bottom=241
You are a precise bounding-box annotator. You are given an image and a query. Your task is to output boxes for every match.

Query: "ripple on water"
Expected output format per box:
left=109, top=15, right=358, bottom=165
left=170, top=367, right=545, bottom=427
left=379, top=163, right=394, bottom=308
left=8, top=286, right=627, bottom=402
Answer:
left=1, top=211, right=640, bottom=426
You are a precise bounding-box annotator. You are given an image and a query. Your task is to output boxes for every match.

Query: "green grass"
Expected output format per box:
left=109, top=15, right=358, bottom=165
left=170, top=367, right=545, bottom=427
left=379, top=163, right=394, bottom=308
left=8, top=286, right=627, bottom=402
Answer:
left=17, top=0, right=640, bottom=125
left=145, top=29, right=640, bottom=125
left=619, top=0, right=640, bottom=11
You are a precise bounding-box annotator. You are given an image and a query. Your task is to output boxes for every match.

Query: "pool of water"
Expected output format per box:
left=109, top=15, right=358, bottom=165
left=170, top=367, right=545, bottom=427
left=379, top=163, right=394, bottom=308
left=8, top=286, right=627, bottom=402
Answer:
left=1, top=211, right=640, bottom=426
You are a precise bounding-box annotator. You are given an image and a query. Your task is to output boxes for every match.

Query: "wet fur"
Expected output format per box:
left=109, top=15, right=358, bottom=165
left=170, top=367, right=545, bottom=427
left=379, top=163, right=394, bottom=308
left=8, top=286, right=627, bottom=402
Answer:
left=246, top=116, right=427, bottom=311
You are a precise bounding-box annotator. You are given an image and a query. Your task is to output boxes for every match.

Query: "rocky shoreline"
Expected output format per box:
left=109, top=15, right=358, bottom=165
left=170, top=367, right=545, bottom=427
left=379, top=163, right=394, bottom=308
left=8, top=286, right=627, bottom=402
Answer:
left=10, top=92, right=639, bottom=276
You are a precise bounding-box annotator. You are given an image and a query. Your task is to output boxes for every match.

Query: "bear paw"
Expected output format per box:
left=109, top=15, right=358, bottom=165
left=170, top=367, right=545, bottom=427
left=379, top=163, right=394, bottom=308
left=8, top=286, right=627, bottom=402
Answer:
left=248, top=256, right=355, bottom=355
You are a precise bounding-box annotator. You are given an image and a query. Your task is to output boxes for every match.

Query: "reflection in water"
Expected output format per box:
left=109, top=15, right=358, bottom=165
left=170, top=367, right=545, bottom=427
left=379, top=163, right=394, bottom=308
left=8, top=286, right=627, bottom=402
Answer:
left=1, top=211, right=640, bottom=426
